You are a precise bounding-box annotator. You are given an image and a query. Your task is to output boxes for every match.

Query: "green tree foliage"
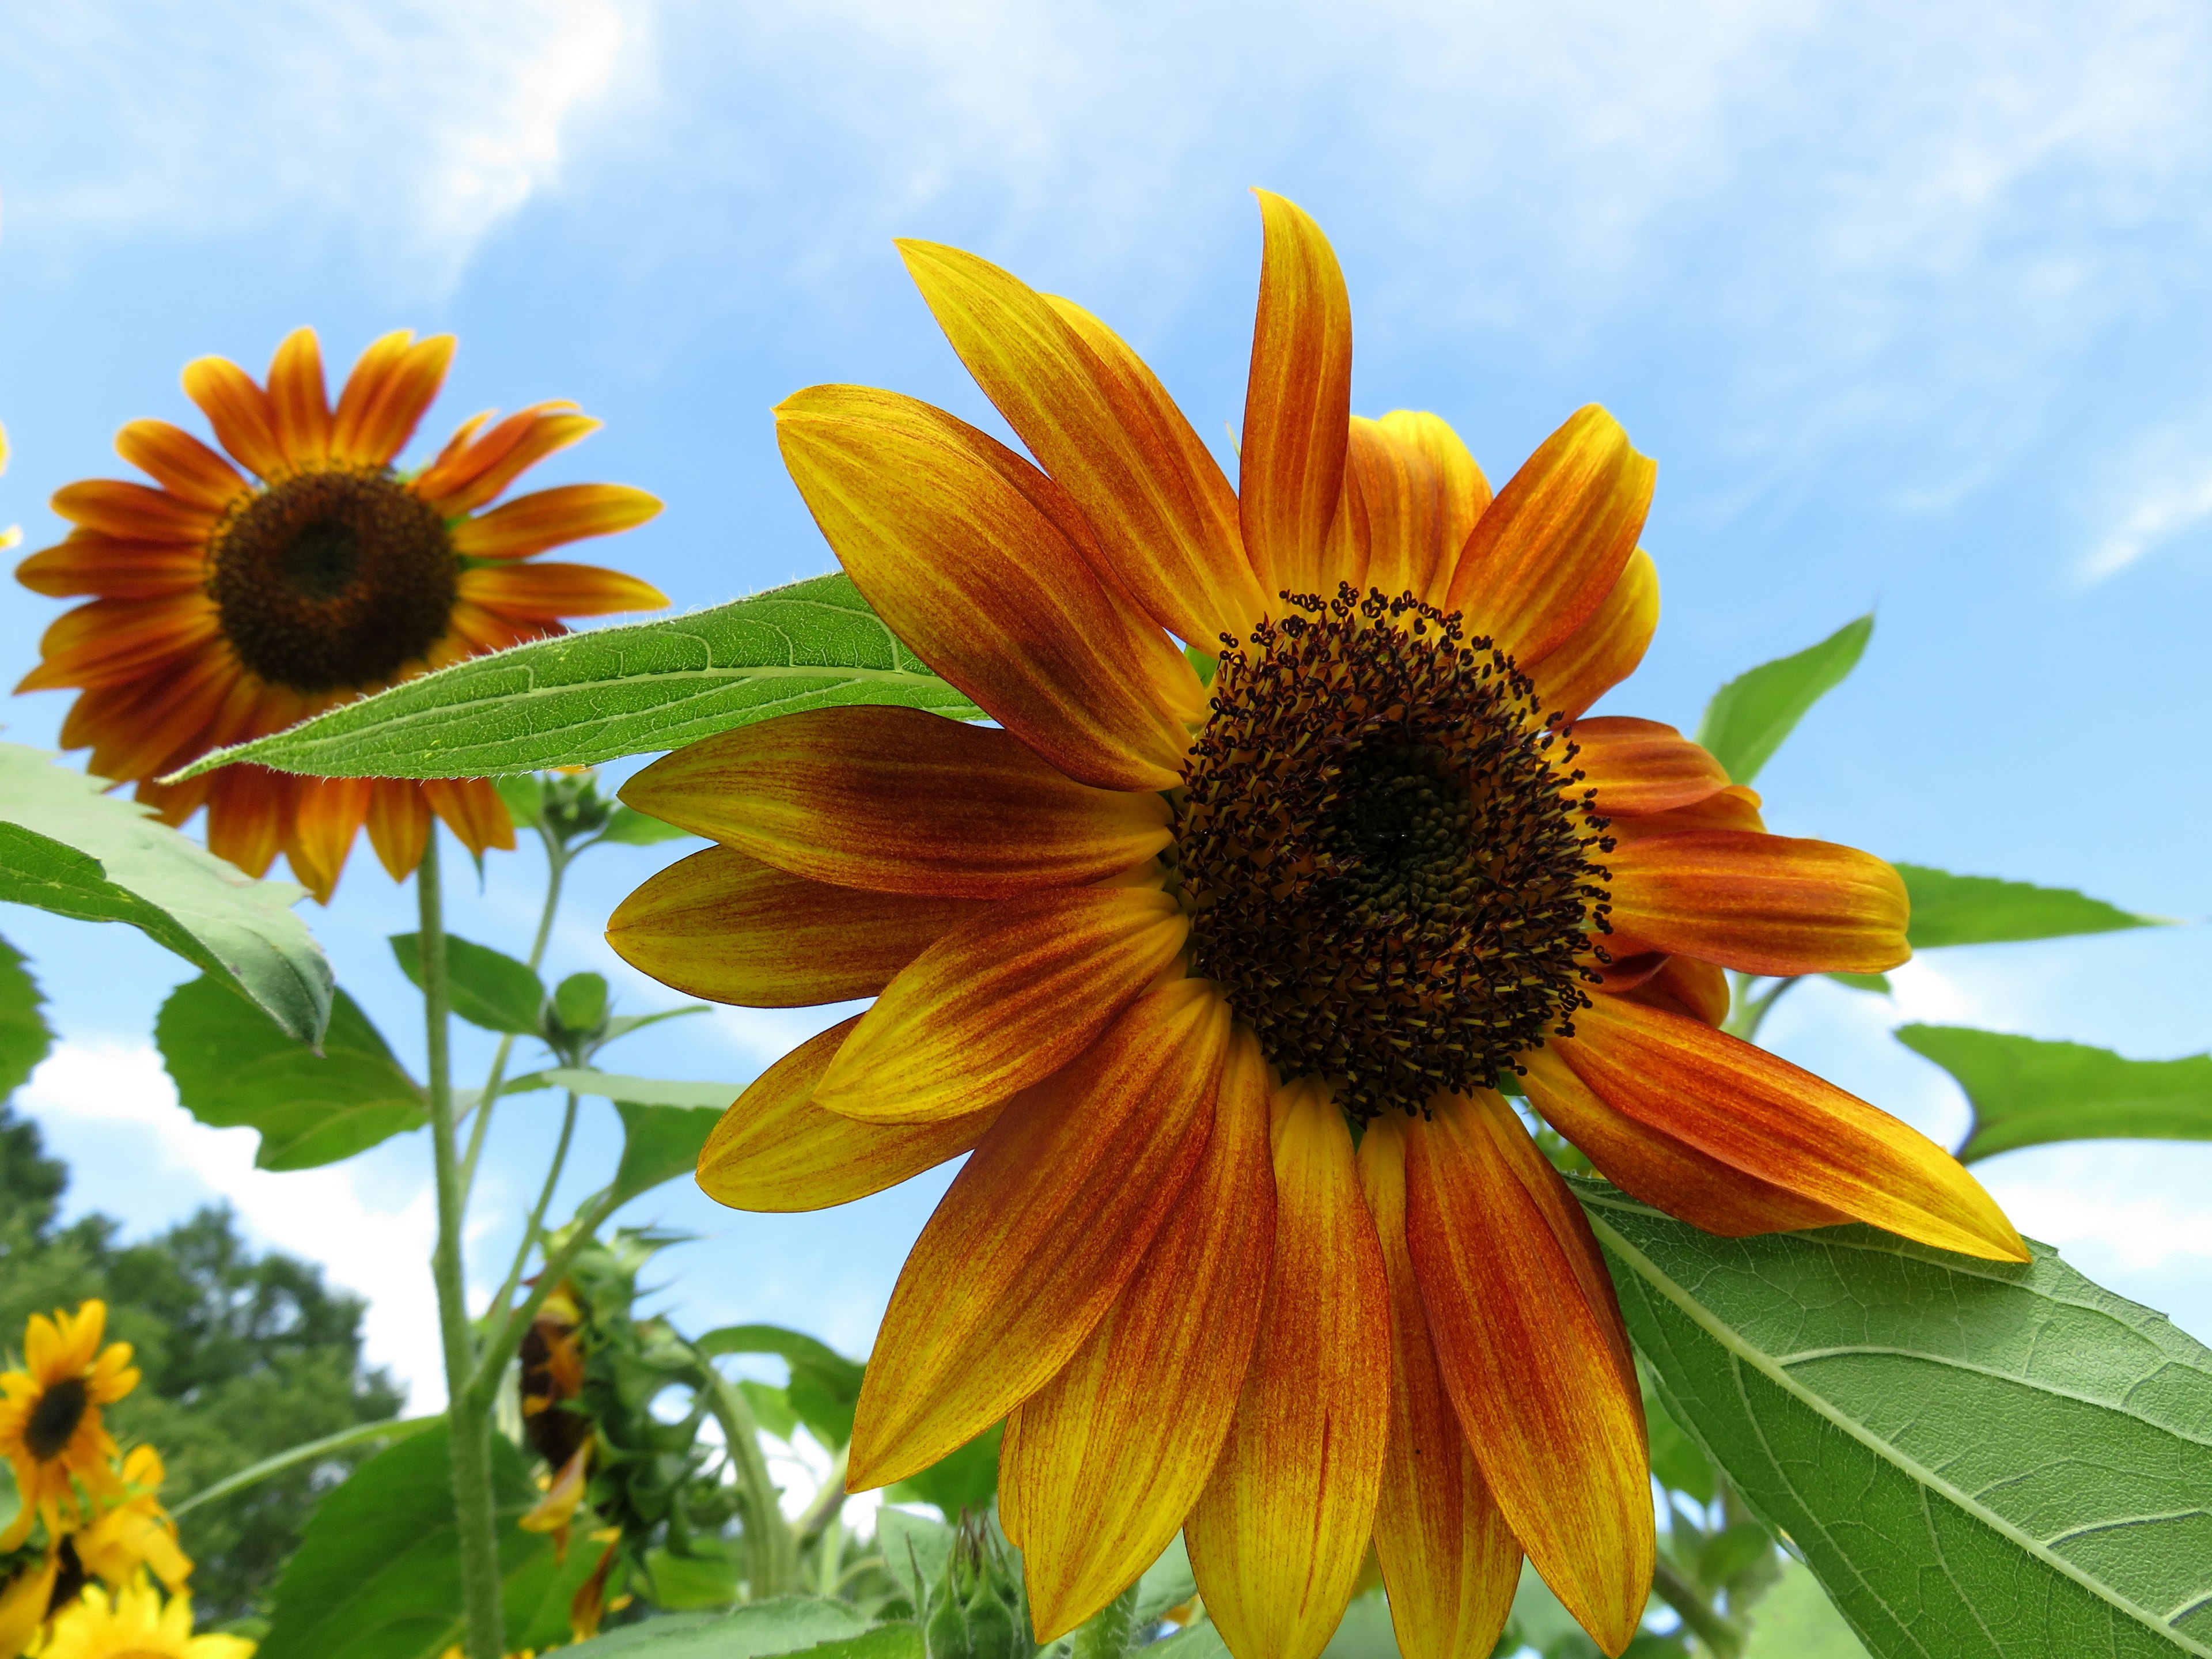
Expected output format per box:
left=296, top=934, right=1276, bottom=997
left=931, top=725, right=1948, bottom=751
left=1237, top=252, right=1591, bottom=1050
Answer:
left=0, top=1102, right=402, bottom=1621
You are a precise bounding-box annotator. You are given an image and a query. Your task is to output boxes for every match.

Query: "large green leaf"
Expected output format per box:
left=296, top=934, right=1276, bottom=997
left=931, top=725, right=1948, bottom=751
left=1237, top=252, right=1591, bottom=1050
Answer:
left=695, top=1324, right=865, bottom=1451
left=256, top=1422, right=575, bottom=1659
left=558, top=1599, right=872, bottom=1658
left=1694, top=615, right=1872, bottom=785
left=1896, top=865, right=2168, bottom=950
left=543, top=1069, right=737, bottom=1109
left=0, top=743, right=331, bottom=1042
left=610, top=1097, right=723, bottom=1203
left=1896, top=1025, right=2212, bottom=1162
left=390, top=931, right=546, bottom=1036
left=1580, top=1179, right=2212, bottom=1659
left=1744, top=1560, right=1872, bottom=1658
left=0, top=935, right=51, bottom=1099
left=170, top=573, right=983, bottom=781
left=157, top=974, right=424, bottom=1170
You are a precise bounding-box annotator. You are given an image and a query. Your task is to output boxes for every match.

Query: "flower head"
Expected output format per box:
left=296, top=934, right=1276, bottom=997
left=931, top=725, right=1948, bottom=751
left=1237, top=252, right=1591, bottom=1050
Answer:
left=608, top=194, right=2025, bottom=1659
left=0, top=1304, right=138, bottom=1551
left=15, top=329, right=669, bottom=900
left=32, top=1577, right=251, bottom=1659
left=72, top=1448, right=190, bottom=1594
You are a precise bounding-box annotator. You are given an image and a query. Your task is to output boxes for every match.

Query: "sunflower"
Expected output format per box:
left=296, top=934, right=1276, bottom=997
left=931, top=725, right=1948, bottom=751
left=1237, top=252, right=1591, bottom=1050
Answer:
left=14, top=329, right=669, bottom=900
left=72, top=1448, right=190, bottom=1595
left=0, top=1550, right=59, bottom=1659
left=1, top=1304, right=138, bottom=1551
left=606, top=193, right=2025, bottom=1659
left=32, top=1578, right=251, bottom=1659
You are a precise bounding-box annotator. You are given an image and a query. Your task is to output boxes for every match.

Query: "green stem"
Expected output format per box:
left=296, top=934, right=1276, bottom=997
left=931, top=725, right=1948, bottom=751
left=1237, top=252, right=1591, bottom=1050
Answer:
left=691, top=1349, right=798, bottom=1599
left=419, top=835, right=506, bottom=1659
left=170, top=1415, right=439, bottom=1517
left=467, top=1184, right=620, bottom=1410
left=459, top=838, right=570, bottom=1198
left=793, top=1441, right=850, bottom=1546
left=1651, top=1554, right=1740, bottom=1658
left=1724, top=974, right=1802, bottom=1043
left=480, top=1091, right=581, bottom=1374
left=1069, top=1585, right=1139, bottom=1659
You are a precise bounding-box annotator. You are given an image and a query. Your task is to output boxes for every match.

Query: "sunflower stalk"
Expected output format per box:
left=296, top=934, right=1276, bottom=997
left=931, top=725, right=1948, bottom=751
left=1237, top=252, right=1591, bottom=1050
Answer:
left=458, top=831, right=572, bottom=1198
left=416, top=833, right=507, bottom=1659
left=687, top=1344, right=800, bottom=1597
left=466, top=1181, right=624, bottom=1411
left=478, top=1089, right=582, bottom=1378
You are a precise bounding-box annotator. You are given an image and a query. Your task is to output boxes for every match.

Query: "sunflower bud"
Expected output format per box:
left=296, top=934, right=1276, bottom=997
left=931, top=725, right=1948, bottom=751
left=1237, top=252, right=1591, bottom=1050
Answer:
left=923, top=1515, right=1030, bottom=1659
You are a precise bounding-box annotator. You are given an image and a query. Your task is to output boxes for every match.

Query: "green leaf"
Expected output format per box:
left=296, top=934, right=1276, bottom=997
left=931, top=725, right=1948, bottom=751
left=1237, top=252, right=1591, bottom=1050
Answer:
left=694, top=1325, right=865, bottom=1451
left=1826, top=971, right=1891, bottom=995
left=810, top=1626, right=924, bottom=1659
left=610, top=1098, right=722, bottom=1203
left=877, top=1509, right=952, bottom=1612
left=886, top=1421, right=1002, bottom=1515
left=0, top=935, right=52, bottom=1099
left=157, top=975, right=424, bottom=1171
left=389, top=931, right=546, bottom=1036
left=1896, top=1025, right=2212, bottom=1162
left=1579, top=1179, right=2212, bottom=1659
left=1743, top=1560, right=1871, bottom=1658
left=494, top=772, right=546, bottom=830
left=171, top=573, right=984, bottom=781
left=1896, top=865, right=2169, bottom=950
left=1642, top=1367, right=1715, bottom=1505
left=0, top=742, right=332, bottom=1043
left=1132, top=1535, right=1197, bottom=1627
left=559, top=1599, right=874, bottom=1659
left=599, top=1006, right=712, bottom=1046
left=1694, top=614, right=1872, bottom=784
left=255, top=1422, right=566, bottom=1659
left=544, top=1068, right=737, bottom=1109
left=1318, top=1588, right=1398, bottom=1658
left=646, top=1545, right=738, bottom=1611
left=601, top=805, right=695, bottom=846
left=738, top=1380, right=800, bottom=1442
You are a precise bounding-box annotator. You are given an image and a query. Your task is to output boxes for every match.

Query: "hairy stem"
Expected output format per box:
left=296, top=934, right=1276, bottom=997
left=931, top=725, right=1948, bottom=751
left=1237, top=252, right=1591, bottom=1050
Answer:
left=1651, top=1554, right=1740, bottom=1658
left=419, top=836, right=505, bottom=1659
left=1070, top=1585, right=1140, bottom=1659
left=691, top=1350, right=799, bottom=1599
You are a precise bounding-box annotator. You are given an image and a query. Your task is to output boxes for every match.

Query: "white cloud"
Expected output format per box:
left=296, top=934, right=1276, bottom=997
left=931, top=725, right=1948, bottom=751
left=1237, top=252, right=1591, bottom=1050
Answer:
left=2084, top=437, right=2212, bottom=581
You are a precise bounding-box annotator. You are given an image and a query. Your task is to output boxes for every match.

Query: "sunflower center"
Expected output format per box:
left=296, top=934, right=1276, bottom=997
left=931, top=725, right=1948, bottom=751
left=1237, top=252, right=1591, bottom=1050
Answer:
left=1176, top=586, right=1614, bottom=1121
left=207, top=467, right=458, bottom=692
left=25, top=1376, right=88, bottom=1460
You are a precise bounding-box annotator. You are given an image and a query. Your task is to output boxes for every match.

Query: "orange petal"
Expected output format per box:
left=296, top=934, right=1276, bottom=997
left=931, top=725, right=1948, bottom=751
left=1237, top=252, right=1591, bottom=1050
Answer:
left=698, top=1016, right=1002, bottom=1212
left=417, top=406, right=599, bottom=514
left=335, top=332, right=455, bottom=465
left=422, top=777, right=516, bottom=857
left=450, top=483, right=663, bottom=559
left=846, top=978, right=1228, bottom=1488
left=50, top=479, right=218, bottom=541
left=365, top=779, right=432, bottom=879
left=328, top=331, right=414, bottom=461
left=181, top=355, right=288, bottom=479
left=814, top=885, right=1188, bottom=1124
left=1604, top=953, right=1730, bottom=1028
left=442, top=599, right=554, bottom=658
left=608, top=843, right=989, bottom=1007
left=1601, top=783, right=1765, bottom=844
left=71, top=649, right=236, bottom=784
left=206, top=767, right=292, bottom=879
left=1351, top=412, right=1490, bottom=605
left=1445, top=407, right=1654, bottom=666
left=1406, top=1090, right=1652, bottom=1654
left=621, top=706, right=1171, bottom=898
left=456, top=561, right=669, bottom=620
left=895, top=240, right=1260, bottom=649
left=1002, top=1024, right=1275, bottom=1639
left=18, top=597, right=219, bottom=693
left=115, top=421, right=249, bottom=513
left=1570, top=716, right=1729, bottom=815
left=1607, top=829, right=1908, bottom=975
left=17, top=534, right=206, bottom=600
left=1357, top=1116, right=1521, bottom=1659
left=1556, top=994, right=2027, bottom=1260
left=267, top=328, right=334, bottom=465
left=1531, top=547, right=1658, bottom=722
left=1186, top=1077, right=1391, bottom=1659
left=285, top=775, right=372, bottom=903
left=1239, top=191, right=1353, bottom=605
left=775, top=384, right=1201, bottom=791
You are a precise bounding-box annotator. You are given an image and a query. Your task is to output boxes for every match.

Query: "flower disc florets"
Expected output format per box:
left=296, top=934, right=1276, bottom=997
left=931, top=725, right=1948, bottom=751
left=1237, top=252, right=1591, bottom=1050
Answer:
left=1177, top=585, right=1614, bottom=1120
left=207, top=466, right=457, bottom=691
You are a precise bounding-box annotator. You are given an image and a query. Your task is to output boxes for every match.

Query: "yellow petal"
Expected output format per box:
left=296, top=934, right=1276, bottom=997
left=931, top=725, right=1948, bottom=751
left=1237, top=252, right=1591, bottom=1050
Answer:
left=1606, top=830, right=1910, bottom=976
left=1531, top=547, right=1660, bottom=722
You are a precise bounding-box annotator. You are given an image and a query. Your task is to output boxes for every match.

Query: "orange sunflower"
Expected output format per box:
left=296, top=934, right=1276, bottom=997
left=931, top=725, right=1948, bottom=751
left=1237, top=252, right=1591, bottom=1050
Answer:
left=606, top=193, right=2025, bottom=1659
left=14, top=329, right=669, bottom=900
left=0, top=1302, right=138, bottom=1551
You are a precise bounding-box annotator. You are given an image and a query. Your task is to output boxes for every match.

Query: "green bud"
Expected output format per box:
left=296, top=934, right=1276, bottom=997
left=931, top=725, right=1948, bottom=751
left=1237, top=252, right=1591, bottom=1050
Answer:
left=924, top=1514, right=1032, bottom=1659
left=554, top=972, right=609, bottom=1035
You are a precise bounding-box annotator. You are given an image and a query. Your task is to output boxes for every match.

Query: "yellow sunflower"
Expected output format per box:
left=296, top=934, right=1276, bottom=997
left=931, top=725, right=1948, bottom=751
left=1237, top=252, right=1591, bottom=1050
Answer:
left=73, top=1448, right=190, bottom=1594
left=32, top=1578, right=251, bottom=1659
left=606, top=192, right=2025, bottom=1659
left=0, top=1550, right=59, bottom=1659
left=14, top=329, right=669, bottom=900
left=1, top=1304, right=138, bottom=1550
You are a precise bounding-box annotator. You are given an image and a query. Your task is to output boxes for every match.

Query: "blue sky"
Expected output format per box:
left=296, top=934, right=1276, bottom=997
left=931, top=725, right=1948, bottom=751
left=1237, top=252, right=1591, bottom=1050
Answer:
left=3, top=0, right=2210, bottom=1408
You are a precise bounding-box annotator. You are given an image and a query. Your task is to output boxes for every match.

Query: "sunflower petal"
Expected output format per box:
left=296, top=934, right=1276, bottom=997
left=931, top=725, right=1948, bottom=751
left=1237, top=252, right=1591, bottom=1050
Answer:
left=621, top=707, right=1170, bottom=899
left=1531, top=547, right=1658, bottom=722
left=339, top=332, right=456, bottom=465
left=285, top=776, right=372, bottom=903
left=328, top=331, right=415, bottom=461
left=894, top=241, right=1259, bottom=649
left=1406, top=1090, right=1652, bottom=1655
left=181, top=356, right=288, bottom=479
left=1186, top=1077, right=1390, bottom=1659
left=1602, top=784, right=1765, bottom=843
left=115, top=421, right=249, bottom=513
left=418, top=406, right=600, bottom=514
left=1002, top=1024, right=1274, bottom=1639
left=1558, top=995, right=2027, bottom=1260
left=1240, top=191, right=1354, bottom=605
left=1607, top=829, right=1908, bottom=975
left=422, top=777, right=516, bottom=857
left=698, top=1016, right=1002, bottom=1212
left=815, top=885, right=1187, bottom=1124
left=776, top=384, right=1201, bottom=790
left=267, top=328, right=334, bottom=465
left=1607, top=953, right=1730, bottom=1027
left=50, top=480, right=218, bottom=541
left=1446, top=406, right=1654, bottom=665
left=1570, top=717, right=1729, bottom=816
left=608, top=843, right=988, bottom=1007
left=18, top=597, right=219, bottom=693
left=456, top=562, right=669, bottom=620
left=365, top=779, right=433, bottom=880
left=1357, top=1116, right=1521, bottom=1659
left=450, top=483, right=663, bottom=559
left=17, top=535, right=205, bottom=600
left=846, top=979, right=1228, bottom=1489
left=1353, top=412, right=1490, bottom=605
left=206, top=767, right=291, bottom=880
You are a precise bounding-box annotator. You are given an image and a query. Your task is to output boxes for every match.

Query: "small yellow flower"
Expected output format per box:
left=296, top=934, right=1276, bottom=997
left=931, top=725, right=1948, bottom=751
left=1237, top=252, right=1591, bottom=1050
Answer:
left=0, top=1549, right=59, bottom=1659
left=0, top=1304, right=138, bottom=1550
left=32, top=1577, right=251, bottom=1659
left=74, top=1447, right=191, bottom=1593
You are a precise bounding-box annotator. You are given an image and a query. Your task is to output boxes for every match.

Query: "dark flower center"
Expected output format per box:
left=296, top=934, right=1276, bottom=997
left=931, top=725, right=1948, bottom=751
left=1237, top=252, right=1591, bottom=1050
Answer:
left=207, top=467, right=458, bottom=692
left=25, top=1375, right=88, bottom=1460
left=1176, top=586, right=1613, bottom=1121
